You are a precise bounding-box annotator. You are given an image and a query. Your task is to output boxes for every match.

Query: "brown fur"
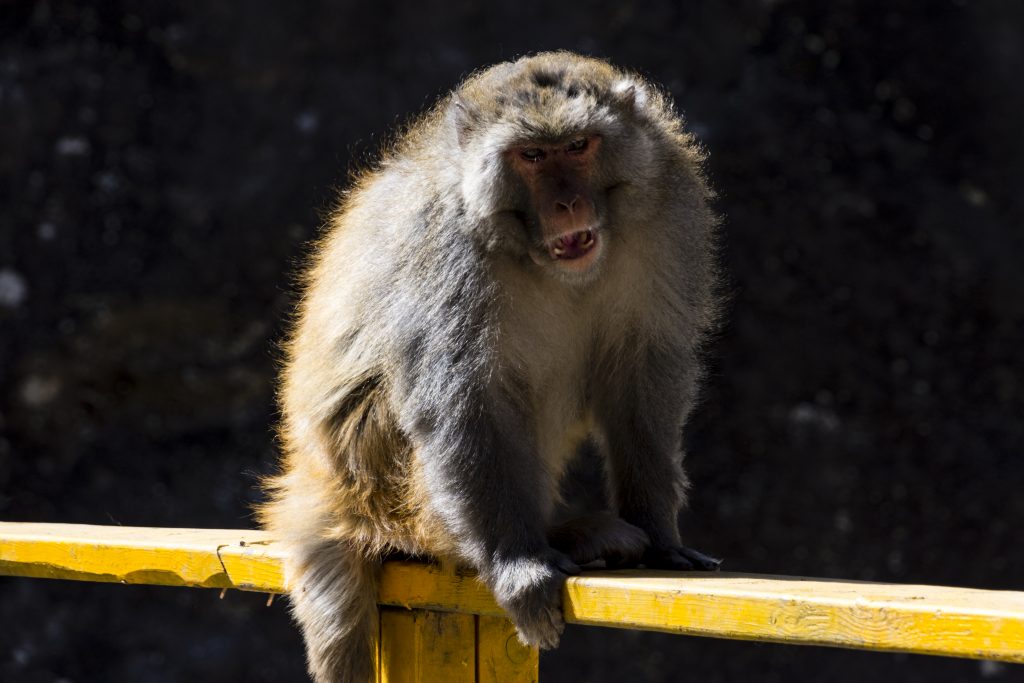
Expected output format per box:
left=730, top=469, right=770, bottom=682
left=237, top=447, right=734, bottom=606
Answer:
left=258, top=51, right=721, bottom=683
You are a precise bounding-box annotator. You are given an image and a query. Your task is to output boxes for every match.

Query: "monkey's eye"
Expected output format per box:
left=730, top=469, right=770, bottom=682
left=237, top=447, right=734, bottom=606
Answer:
left=565, top=138, right=588, bottom=153
left=520, top=148, right=546, bottom=162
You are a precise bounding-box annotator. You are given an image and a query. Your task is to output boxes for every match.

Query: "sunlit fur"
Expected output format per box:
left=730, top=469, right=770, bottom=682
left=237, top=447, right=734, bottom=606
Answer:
left=258, top=51, right=720, bottom=683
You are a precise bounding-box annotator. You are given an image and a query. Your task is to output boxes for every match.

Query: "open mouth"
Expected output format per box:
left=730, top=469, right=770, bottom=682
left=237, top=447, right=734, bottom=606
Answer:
left=547, top=229, right=598, bottom=261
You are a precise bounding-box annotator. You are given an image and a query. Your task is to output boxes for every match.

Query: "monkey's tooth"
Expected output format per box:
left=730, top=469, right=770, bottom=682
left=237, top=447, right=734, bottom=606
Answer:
left=552, top=245, right=566, bottom=256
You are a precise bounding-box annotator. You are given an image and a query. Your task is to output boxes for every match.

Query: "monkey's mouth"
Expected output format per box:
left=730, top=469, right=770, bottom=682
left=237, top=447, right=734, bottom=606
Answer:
left=547, top=229, right=598, bottom=261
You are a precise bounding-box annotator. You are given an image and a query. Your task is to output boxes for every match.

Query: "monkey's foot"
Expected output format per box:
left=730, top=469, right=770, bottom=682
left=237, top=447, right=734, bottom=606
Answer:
left=548, top=512, right=649, bottom=567
left=642, top=544, right=722, bottom=571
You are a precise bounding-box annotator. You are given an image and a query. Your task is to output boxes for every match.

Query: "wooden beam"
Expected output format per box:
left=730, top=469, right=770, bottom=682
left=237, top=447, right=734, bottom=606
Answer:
left=377, top=610, right=538, bottom=683
left=0, top=522, right=284, bottom=591
left=377, top=559, right=1024, bottom=664
left=379, top=609, right=476, bottom=683
left=1, top=522, right=1022, bottom=664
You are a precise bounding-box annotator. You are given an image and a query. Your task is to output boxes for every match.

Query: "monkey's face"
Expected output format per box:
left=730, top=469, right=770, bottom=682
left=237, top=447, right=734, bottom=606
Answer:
left=452, top=55, right=659, bottom=284
left=505, top=134, right=607, bottom=279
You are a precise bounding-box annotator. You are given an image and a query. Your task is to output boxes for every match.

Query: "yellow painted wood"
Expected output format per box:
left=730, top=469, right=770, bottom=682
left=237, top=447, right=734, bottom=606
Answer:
left=373, top=607, right=381, bottom=683
left=2, top=522, right=1023, bottom=664
left=216, top=536, right=286, bottom=592
left=561, top=571, right=1024, bottom=663
left=378, top=562, right=1024, bottom=664
left=477, top=615, right=538, bottom=683
left=379, top=608, right=475, bottom=683
left=0, top=522, right=284, bottom=591
left=379, top=562, right=499, bottom=616
left=379, top=609, right=417, bottom=683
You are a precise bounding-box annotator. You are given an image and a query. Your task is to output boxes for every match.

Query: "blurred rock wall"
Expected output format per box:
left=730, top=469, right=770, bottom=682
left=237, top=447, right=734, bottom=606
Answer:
left=1, top=1, right=1022, bottom=681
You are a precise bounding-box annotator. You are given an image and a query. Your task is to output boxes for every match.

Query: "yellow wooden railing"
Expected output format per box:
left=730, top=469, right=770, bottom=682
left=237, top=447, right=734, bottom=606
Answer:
left=1, top=522, right=1022, bottom=681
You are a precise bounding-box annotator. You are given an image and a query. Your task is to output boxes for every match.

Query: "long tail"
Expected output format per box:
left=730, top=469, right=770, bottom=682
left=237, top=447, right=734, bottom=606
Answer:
left=288, top=538, right=380, bottom=683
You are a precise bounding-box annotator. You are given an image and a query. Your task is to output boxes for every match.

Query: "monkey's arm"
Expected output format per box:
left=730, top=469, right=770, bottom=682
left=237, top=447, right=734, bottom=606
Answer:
left=599, top=342, right=721, bottom=571
left=388, top=244, right=578, bottom=647
left=403, top=381, right=579, bottom=648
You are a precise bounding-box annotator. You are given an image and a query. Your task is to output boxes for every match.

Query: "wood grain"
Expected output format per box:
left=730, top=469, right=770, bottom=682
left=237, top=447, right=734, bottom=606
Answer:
left=2, top=522, right=1022, bottom=664
left=379, top=609, right=475, bottom=683
left=476, top=615, right=539, bottom=683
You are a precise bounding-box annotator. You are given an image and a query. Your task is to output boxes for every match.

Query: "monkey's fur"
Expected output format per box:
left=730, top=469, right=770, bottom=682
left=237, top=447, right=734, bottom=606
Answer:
left=259, top=51, right=721, bottom=683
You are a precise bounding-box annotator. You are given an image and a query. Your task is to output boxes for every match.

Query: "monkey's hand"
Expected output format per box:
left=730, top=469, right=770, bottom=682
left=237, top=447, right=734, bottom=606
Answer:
left=490, top=549, right=579, bottom=650
left=642, top=544, right=722, bottom=571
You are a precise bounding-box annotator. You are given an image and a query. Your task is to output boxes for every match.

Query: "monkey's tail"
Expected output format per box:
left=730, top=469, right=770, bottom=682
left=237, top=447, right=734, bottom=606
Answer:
left=287, top=538, right=380, bottom=683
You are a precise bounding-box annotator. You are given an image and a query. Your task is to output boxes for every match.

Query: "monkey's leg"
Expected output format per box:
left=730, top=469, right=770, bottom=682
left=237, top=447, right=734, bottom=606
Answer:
left=547, top=511, right=649, bottom=566
left=412, top=392, right=579, bottom=649
left=599, top=349, right=721, bottom=572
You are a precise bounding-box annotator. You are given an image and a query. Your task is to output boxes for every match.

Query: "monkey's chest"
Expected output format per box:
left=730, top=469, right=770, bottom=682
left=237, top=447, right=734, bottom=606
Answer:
left=494, top=259, right=647, bottom=481
left=532, top=372, right=594, bottom=482
left=501, top=312, right=597, bottom=480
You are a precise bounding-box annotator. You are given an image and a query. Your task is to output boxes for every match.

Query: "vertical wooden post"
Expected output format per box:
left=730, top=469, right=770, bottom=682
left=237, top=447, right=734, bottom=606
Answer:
left=378, top=608, right=538, bottom=683
left=476, top=615, right=539, bottom=683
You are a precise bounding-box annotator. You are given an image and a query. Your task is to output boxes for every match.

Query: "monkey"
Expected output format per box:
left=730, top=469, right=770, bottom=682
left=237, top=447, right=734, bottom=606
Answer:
left=258, top=51, right=721, bottom=683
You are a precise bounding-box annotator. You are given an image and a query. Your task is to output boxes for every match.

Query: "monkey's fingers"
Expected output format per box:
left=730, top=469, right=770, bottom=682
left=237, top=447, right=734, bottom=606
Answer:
left=642, top=545, right=722, bottom=571
left=675, top=545, right=722, bottom=571
left=498, top=555, right=570, bottom=651
left=549, top=549, right=581, bottom=576
left=514, top=603, right=565, bottom=651
left=643, top=547, right=693, bottom=570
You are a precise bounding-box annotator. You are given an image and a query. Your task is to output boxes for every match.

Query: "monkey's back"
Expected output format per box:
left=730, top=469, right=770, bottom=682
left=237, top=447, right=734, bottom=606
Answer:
left=259, top=155, right=473, bottom=561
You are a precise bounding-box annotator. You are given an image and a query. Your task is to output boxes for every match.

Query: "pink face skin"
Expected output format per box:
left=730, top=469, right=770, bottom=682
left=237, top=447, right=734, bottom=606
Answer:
left=507, top=135, right=604, bottom=274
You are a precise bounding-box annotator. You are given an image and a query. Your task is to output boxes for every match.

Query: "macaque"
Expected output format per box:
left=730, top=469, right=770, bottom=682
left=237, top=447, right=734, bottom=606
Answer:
left=259, top=51, right=721, bottom=683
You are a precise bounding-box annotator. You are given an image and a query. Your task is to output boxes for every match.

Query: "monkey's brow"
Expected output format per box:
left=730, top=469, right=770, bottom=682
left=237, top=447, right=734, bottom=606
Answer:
left=510, top=131, right=578, bottom=147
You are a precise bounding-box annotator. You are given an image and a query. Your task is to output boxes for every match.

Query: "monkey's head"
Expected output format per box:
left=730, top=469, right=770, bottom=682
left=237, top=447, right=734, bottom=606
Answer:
left=450, top=52, right=665, bottom=284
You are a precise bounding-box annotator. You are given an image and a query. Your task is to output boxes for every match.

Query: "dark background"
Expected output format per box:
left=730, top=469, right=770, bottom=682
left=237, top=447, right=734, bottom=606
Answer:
left=2, top=1, right=1022, bottom=681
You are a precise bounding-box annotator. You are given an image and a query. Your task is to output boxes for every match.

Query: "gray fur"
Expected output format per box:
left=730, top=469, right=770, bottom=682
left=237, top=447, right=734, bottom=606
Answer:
left=263, top=51, right=720, bottom=682
left=548, top=512, right=650, bottom=566
left=289, top=540, right=379, bottom=683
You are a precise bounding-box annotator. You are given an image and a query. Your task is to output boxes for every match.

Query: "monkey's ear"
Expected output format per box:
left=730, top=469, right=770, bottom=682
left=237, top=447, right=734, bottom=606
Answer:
left=611, top=79, right=648, bottom=112
left=451, top=96, right=478, bottom=147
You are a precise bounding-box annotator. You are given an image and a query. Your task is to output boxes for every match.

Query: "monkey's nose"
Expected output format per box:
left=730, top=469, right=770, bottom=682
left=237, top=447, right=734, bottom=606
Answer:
left=555, top=196, right=580, bottom=214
